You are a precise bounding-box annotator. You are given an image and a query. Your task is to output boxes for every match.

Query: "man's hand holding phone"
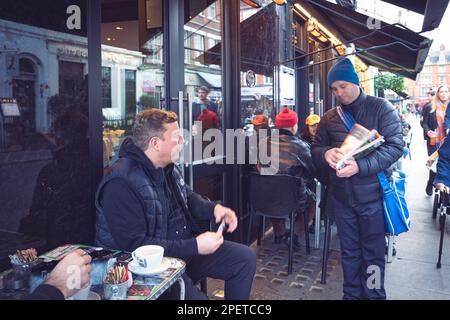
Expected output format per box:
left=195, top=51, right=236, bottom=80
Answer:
left=217, top=220, right=226, bottom=234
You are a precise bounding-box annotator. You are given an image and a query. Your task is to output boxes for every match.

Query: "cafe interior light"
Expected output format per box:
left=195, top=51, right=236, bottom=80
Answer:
left=307, top=19, right=315, bottom=32
left=306, top=18, right=327, bottom=43
left=294, top=3, right=311, bottom=19
left=242, top=0, right=261, bottom=8
left=273, top=0, right=286, bottom=4
left=317, top=34, right=328, bottom=43
left=296, top=4, right=349, bottom=52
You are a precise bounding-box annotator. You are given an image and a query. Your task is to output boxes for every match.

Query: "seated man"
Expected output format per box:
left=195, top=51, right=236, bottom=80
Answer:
left=95, top=109, right=256, bottom=300
left=257, top=107, right=315, bottom=246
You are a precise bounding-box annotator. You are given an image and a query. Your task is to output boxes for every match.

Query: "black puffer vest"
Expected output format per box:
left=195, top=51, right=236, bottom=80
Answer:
left=95, top=138, right=190, bottom=249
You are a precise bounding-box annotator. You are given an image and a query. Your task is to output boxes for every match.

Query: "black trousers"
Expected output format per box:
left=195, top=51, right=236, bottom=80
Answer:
left=427, top=142, right=438, bottom=187
left=328, top=194, right=386, bottom=300
left=159, top=240, right=256, bottom=300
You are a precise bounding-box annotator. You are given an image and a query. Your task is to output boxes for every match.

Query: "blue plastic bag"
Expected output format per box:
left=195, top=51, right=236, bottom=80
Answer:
left=377, top=170, right=411, bottom=235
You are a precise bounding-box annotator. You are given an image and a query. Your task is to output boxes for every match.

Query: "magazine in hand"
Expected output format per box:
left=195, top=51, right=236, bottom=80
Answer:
left=336, top=123, right=385, bottom=170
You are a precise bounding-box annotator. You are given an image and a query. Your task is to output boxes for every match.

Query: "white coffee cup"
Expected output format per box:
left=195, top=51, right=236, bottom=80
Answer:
left=132, top=245, right=164, bottom=272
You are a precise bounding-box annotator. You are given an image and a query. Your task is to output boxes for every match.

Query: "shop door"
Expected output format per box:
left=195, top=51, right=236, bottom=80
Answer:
left=181, top=0, right=226, bottom=207
left=13, top=79, right=36, bottom=133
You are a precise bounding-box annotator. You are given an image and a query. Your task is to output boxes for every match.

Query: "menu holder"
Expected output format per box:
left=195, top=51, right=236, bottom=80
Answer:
left=0, top=99, right=20, bottom=117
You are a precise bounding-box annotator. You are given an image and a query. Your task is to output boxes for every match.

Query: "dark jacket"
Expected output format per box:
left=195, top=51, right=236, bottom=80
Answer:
left=25, top=284, right=64, bottom=300
left=299, top=126, right=314, bottom=146
left=435, top=137, right=450, bottom=187
left=95, top=138, right=215, bottom=260
left=258, top=128, right=315, bottom=208
left=422, top=103, right=438, bottom=144
left=312, top=90, right=403, bottom=207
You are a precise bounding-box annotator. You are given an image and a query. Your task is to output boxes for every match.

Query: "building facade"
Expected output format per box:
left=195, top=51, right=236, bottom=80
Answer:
left=406, top=44, right=450, bottom=100
left=0, top=0, right=435, bottom=270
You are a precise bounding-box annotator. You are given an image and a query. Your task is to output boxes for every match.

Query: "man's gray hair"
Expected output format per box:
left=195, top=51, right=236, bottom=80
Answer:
left=198, top=86, right=210, bottom=93
left=132, top=109, right=178, bottom=151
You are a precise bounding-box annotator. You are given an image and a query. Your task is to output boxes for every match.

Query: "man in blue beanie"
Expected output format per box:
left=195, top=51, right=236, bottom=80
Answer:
left=312, top=57, right=403, bottom=300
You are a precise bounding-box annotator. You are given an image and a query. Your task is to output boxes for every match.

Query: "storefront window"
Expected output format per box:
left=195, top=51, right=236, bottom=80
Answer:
left=125, top=69, right=137, bottom=118
left=184, top=0, right=223, bottom=130
left=184, top=0, right=223, bottom=202
left=102, top=67, right=112, bottom=109
left=101, top=0, right=164, bottom=168
left=0, top=0, right=91, bottom=270
left=240, top=0, right=276, bottom=130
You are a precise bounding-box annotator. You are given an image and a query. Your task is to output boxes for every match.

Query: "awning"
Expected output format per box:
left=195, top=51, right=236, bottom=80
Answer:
left=200, top=3, right=277, bottom=77
left=197, top=71, right=222, bottom=89
left=380, top=0, right=449, bottom=32
left=302, top=0, right=432, bottom=79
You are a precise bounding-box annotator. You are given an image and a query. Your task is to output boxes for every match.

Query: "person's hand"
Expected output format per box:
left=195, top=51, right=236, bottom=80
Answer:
left=196, top=232, right=224, bottom=255
left=427, top=130, right=437, bottom=139
left=43, top=249, right=92, bottom=299
left=192, top=124, right=199, bottom=136
left=426, top=158, right=433, bottom=169
left=336, top=159, right=359, bottom=178
left=324, top=148, right=344, bottom=170
left=214, top=204, right=238, bottom=233
left=435, top=183, right=450, bottom=194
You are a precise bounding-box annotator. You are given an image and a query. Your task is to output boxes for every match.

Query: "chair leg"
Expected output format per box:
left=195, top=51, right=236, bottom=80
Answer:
left=304, top=210, right=311, bottom=255
left=288, top=212, right=295, bottom=275
left=321, top=216, right=332, bottom=284
left=257, top=216, right=264, bottom=246
left=200, top=278, right=208, bottom=294
left=247, top=210, right=254, bottom=246
left=437, top=210, right=447, bottom=268
left=386, top=235, right=394, bottom=263
left=262, top=216, right=266, bottom=240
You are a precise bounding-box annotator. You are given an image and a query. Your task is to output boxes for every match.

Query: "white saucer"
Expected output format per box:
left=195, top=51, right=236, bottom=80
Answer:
left=87, top=291, right=101, bottom=300
left=128, top=257, right=171, bottom=276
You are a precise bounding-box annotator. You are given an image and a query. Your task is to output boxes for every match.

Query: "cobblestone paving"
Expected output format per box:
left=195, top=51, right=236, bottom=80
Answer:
left=207, top=233, right=344, bottom=300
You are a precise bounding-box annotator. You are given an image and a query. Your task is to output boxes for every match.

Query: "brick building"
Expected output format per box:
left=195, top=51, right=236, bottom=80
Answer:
left=406, top=44, right=450, bottom=100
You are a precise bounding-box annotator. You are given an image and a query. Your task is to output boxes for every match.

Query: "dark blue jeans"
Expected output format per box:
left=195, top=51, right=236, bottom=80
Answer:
left=329, top=194, right=386, bottom=300
left=159, top=240, right=256, bottom=300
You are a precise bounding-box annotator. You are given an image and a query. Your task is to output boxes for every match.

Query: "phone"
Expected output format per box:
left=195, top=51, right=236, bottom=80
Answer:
left=88, top=249, right=117, bottom=260
left=217, top=220, right=226, bottom=234
left=31, top=259, right=58, bottom=273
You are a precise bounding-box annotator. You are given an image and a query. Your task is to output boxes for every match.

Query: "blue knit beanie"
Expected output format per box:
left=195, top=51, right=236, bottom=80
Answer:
left=327, top=58, right=360, bottom=87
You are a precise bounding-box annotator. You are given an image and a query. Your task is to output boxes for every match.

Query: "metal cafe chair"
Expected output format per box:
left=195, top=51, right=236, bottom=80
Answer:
left=437, top=190, right=449, bottom=268
left=320, top=214, right=333, bottom=284
left=247, top=173, right=310, bottom=275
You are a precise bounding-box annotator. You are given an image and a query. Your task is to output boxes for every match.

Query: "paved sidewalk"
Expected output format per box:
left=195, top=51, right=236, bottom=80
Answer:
left=206, top=115, right=450, bottom=300
left=384, top=115, right=450, bottom=299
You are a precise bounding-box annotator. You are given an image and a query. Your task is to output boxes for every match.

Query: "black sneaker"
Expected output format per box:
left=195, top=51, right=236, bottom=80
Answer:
left=426, top=182, right=433, bottom=196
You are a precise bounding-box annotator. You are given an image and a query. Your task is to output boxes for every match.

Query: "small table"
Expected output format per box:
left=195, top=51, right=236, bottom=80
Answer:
left=0, top=244, right=186, bottom=300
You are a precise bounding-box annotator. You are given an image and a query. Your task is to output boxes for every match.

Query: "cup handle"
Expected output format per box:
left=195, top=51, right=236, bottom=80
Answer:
left=132, top=252, right=146, bottom=268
